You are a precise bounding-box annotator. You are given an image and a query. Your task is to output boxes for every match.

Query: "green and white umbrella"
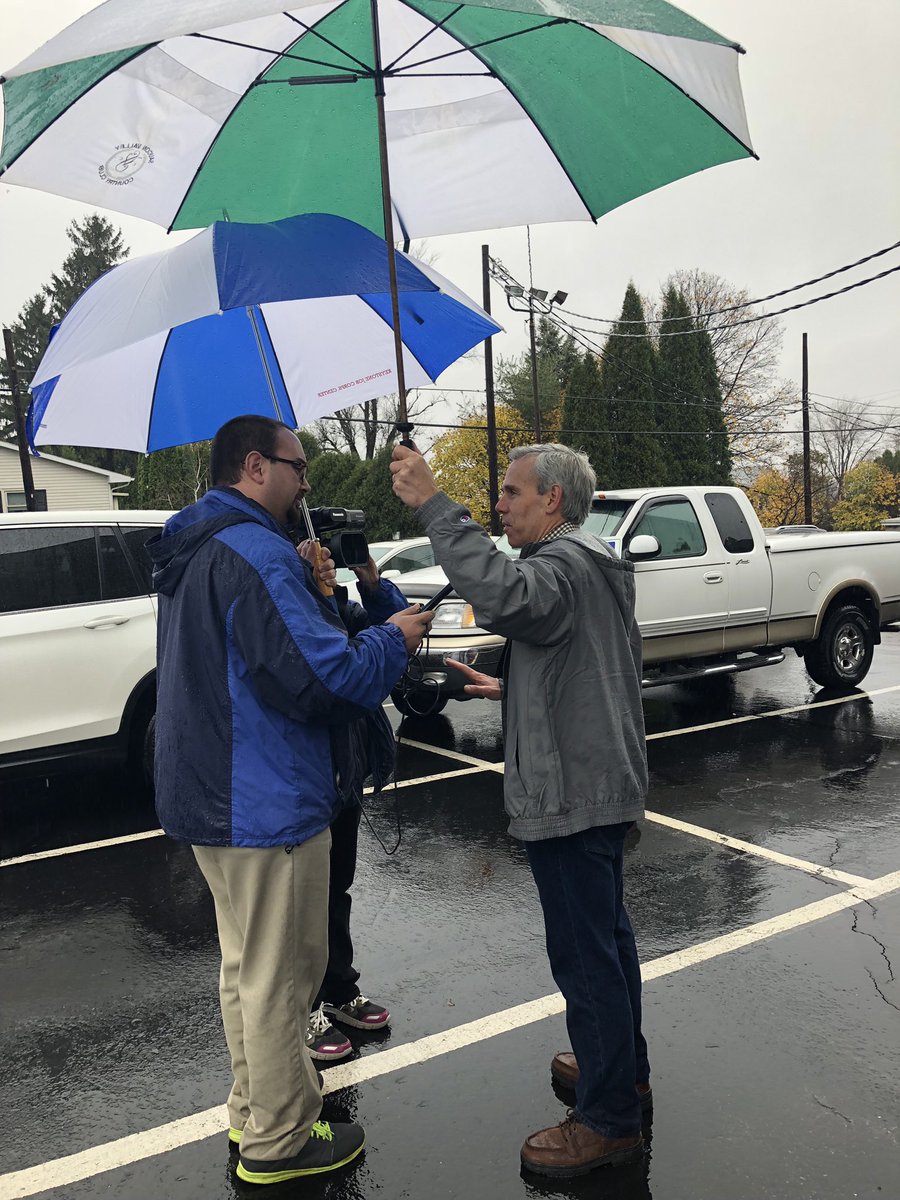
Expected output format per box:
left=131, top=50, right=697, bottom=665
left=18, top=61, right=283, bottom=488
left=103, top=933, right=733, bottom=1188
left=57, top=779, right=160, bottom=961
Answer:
left=1, top=0, right=753, bottom=240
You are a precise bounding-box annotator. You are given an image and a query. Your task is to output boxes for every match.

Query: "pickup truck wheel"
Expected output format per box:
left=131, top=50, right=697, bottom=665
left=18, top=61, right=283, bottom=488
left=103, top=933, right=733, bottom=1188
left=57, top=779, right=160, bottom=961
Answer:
left=803, top=604, right=874, bottom=688
left=390, top=688, right=449, bottom=718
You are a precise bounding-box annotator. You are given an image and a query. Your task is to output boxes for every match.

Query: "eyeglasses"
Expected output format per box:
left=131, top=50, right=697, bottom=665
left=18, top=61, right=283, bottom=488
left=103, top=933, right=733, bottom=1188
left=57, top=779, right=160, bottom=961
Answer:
left=263, top=454, right=308, bottom=482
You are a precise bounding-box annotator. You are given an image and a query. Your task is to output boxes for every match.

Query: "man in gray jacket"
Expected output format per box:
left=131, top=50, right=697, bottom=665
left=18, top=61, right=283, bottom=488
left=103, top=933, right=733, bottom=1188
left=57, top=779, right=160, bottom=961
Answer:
left=391, top=442, right=650, bottom=1178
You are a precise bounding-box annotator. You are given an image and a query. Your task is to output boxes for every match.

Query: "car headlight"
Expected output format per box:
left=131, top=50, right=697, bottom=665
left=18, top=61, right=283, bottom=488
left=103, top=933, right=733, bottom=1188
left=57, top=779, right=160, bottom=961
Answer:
left=430, top=601, right=476, bottom=629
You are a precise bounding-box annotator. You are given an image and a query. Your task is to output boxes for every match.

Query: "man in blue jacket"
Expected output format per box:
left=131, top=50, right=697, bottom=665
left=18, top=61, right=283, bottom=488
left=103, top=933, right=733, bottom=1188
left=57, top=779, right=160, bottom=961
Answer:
left=150, top=415, right=432, bottom=1185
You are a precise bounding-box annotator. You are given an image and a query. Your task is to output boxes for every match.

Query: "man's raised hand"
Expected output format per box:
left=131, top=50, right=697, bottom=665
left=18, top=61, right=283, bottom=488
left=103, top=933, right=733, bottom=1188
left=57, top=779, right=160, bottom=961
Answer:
left=390, top=444, right=438, bottom=510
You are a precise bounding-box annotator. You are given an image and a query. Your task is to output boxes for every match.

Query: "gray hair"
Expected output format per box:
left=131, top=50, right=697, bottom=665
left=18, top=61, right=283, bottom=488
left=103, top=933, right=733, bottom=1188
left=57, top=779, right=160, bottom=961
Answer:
left=508, top=443, right=596, bottom=524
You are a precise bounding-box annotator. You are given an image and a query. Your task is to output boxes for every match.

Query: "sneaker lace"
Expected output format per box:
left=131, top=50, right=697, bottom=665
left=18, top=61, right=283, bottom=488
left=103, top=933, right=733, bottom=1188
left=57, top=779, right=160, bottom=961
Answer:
left=311, top=1121, right=334, bottom=1142
left=349, top=995, right=370, bottom=1009
left=308, top=1004, right=332, bottom=1035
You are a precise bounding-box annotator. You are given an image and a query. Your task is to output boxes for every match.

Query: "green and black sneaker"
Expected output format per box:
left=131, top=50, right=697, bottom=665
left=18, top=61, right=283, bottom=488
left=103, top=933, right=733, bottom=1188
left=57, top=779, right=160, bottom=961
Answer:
left=236, top=1120, right=365, bottom=1184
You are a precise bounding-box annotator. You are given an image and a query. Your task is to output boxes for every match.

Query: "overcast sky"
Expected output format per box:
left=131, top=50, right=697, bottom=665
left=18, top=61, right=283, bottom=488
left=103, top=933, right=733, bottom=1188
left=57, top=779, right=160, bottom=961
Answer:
left=2, top=0, right=898, bottom=445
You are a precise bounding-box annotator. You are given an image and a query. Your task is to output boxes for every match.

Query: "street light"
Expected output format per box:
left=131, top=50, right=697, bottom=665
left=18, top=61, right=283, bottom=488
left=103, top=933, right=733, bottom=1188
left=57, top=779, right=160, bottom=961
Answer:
left=503, top=282, right=568, bottom=443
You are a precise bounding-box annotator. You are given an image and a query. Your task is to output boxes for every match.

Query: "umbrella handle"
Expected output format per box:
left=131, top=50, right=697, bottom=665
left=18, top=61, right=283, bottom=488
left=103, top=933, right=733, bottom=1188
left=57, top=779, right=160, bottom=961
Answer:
left=312, top=541, right=334, bottom=597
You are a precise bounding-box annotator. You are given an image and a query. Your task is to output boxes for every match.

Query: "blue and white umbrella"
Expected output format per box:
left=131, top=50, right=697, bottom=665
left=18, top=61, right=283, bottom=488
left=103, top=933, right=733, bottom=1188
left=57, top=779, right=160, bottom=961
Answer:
left=27, top=212, right=501, bottom=452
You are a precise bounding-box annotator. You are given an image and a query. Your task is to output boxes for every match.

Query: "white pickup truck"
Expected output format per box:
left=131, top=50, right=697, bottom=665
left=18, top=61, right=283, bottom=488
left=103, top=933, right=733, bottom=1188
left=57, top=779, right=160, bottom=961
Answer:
left=394, top=486, right=900, bottom=715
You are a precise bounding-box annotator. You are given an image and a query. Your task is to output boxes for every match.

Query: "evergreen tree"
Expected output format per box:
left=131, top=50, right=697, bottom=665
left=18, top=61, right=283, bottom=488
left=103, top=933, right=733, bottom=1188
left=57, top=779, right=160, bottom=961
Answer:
left=306, top=449, right=358, bottom=507
left=495, top=317, right=580, bottom=434
left=656, top=286, right=731, bottom=484
left=694, top=320, right=732, bottom=485
left=597, top=284, right=666, bottom=487
left=559, top=350, right=611, bottom=482
left=46, top=215, right=128, bottom=322
left=354, top=446, right=420, bottom=540
left=132, top=442, right=211, bottom=510
left=1, top=215, right=131, bottom=471
left=875, top=447, right=900, bottom=476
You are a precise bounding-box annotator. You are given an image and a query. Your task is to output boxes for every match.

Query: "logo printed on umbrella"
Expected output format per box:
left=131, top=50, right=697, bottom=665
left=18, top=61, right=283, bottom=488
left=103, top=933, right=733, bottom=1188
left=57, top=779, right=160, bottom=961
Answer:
left=99, top=144, right=155, bottom=186
left=318, top=368, right=393, bottom=399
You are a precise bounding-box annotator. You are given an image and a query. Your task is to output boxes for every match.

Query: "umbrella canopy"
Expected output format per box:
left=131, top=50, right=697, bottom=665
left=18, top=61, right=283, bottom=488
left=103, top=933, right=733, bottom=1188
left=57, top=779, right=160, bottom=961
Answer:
left=1, top=0, right=753, bottom=239
left=27, top=212, right=502, bottom=452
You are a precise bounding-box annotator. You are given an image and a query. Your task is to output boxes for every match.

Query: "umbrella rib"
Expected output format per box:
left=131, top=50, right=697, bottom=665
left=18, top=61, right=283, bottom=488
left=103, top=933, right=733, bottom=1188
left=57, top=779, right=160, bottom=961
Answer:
left=394, top=18, right=565, bottom=73
left=284, top=11, right=374, bottom=74
left=384, top=4, right=464, bottom=73
left=359, top=293, right=431, bottom=389
left=384, top=71, right=494, bottom=77
left=192, top=33, right=369, bottom=77
left=393, top=5, right=595, bottom=223
left=145, top=328, right=175, bottom=452
left=169, top=8, right=364, bottom=232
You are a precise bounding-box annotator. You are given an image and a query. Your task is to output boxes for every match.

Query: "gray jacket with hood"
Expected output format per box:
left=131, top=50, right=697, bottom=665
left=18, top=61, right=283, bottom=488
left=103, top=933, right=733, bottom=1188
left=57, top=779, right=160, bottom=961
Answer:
left=416, top=492, right=647, bottom=840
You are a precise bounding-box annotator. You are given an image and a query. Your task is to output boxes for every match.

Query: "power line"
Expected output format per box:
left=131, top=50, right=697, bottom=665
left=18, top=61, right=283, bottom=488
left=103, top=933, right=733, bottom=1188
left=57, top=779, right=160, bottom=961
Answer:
left=556, top=238, right=900, bottom=326
left=315, top=412, right=894, bottom=438
left=491, top=256, right=900, bottom=340
left=566, top=264, right=900, bottom=337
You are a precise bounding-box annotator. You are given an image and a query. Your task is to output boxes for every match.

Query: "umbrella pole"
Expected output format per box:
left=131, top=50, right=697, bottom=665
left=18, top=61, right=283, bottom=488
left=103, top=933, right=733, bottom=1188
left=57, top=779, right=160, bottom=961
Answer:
left=370, top=0, right=414, bottom=447
left=246, top=304, right=333, bottom=596
left=246, top=305, right=286, bottom=426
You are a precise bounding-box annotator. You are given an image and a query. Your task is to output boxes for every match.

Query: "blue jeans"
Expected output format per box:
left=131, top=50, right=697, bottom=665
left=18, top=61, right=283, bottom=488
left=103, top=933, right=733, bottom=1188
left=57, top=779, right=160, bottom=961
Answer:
left=525, top=823, right=649, bottom=1138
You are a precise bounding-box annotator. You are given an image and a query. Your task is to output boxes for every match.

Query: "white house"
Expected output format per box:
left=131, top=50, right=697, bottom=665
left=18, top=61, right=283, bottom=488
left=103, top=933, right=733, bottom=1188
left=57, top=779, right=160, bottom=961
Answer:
left=0, top=441, right=133, bottom=511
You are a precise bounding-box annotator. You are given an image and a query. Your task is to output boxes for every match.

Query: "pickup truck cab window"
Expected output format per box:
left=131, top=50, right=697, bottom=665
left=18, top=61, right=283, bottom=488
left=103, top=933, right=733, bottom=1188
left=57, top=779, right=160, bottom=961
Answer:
left=704, top=492, right=755, bottom=553
left=628, top=499, right=706, bottom=559
left=584, top=498, right=634, bottom=537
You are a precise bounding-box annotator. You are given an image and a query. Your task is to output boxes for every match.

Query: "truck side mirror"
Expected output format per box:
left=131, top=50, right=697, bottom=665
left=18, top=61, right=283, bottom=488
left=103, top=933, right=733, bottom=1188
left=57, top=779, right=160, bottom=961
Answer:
left=626, top=534, right=661, bottom=560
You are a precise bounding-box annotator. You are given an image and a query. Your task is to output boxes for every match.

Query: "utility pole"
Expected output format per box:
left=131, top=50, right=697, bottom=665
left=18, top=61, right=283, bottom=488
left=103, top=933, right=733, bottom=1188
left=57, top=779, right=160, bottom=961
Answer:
left=801, top=332, right=811, bottom=525
left=481, top=245, right=501, bottom=534
left=528, top=298, right=542, bottom=443
left=2, top=327, right=37, bottom=511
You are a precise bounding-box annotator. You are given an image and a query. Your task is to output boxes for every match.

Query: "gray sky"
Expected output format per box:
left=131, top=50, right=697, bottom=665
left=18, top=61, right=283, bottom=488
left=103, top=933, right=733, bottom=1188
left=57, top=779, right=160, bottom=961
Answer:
left=2, top=0, right=899, bottom=445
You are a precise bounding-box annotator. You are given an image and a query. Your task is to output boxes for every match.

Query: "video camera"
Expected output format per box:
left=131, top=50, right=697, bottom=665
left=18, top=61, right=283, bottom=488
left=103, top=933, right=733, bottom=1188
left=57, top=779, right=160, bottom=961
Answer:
left=308, top=506, right=369, bottom=569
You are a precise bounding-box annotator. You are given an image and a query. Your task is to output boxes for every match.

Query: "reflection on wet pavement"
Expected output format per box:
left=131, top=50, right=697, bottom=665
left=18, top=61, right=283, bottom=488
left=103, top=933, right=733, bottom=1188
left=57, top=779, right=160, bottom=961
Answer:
left=2, top=634, right=898, bottom=1199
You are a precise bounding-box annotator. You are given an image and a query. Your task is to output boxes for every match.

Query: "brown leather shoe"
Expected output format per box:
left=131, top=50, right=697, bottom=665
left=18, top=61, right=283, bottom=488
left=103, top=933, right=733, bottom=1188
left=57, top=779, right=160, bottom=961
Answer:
left=550, top=1053, right=653, bottom=1111
left=521, top=1114, right=644, bottom=1178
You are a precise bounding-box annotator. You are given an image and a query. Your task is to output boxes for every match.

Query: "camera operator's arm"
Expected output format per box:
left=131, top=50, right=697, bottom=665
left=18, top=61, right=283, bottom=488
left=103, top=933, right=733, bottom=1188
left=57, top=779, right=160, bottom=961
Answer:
left=352, top=556, right=408, bottom=622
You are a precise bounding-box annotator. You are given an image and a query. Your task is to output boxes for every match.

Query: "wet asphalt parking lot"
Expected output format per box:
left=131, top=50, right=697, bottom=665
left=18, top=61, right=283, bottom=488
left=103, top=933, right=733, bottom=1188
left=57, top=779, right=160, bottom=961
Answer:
left=2, top=638, right=899, bottom=1200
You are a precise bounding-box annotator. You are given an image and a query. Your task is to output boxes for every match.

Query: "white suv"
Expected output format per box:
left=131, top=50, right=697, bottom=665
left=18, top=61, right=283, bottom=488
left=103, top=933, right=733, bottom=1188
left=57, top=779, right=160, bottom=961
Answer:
left=0, top=510, right=171, bottom=776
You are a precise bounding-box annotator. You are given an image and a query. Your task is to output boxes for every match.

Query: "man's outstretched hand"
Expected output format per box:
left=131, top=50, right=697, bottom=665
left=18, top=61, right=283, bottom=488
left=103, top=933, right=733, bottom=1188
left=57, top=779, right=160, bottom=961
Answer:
left=445, top=658, right=502, bottom=701
left=390, top=443, right=438, bottom=509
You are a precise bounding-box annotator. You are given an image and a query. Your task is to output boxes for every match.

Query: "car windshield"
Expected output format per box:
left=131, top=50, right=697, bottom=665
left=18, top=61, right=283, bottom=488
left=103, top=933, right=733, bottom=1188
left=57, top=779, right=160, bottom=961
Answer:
left=583, top=499, right=635, bottom=538
left=369, top=542, right=406, bottom=563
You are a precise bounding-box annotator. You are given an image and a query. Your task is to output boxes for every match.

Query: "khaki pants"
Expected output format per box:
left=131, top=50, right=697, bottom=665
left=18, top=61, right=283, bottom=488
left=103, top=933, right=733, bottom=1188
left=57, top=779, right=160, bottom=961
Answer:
left=193, top=831, right=331, bottom=1161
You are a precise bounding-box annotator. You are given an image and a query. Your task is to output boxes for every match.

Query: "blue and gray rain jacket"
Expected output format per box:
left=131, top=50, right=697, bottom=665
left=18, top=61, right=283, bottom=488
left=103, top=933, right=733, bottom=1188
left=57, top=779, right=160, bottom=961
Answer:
left=148, top=487, right=408, bottom=848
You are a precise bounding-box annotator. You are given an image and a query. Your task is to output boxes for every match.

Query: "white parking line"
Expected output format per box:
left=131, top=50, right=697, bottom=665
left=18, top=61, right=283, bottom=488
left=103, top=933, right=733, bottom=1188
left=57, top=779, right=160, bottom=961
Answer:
left=0, top=767, right=489, bottom=870
left=645, top=682, right=900, bottom=741
left=5, top=866, right=899, bottom=1200
left=643, top=812, right=870, bottom=887
left=0, top=828, right=167, bottom=869
left=398, top=736, right=506, bottom=771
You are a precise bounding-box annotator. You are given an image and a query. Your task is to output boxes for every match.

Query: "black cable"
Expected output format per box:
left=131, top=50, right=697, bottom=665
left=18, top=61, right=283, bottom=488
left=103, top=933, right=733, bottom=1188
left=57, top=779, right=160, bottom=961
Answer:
left=553, top=265, right=900, bottom=338
left=554, top=238, right=900, bottom=326
left=358, top=788, right=402, bottom=855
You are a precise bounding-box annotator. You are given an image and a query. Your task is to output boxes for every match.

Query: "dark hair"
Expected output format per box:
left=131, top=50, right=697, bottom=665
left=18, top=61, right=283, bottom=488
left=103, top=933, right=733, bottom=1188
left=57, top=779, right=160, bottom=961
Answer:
left=211, top=415, right=291, bottom=485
